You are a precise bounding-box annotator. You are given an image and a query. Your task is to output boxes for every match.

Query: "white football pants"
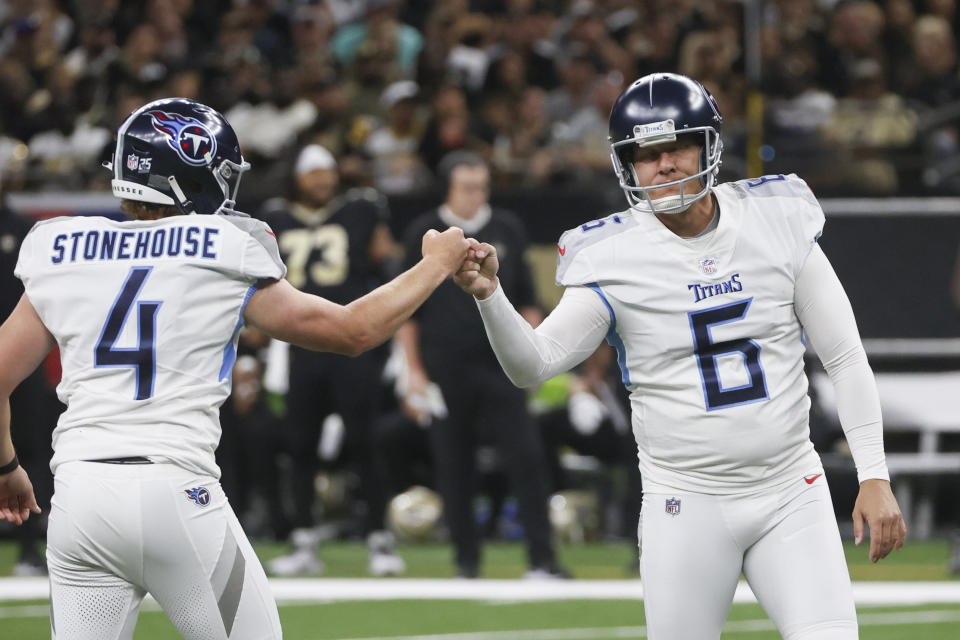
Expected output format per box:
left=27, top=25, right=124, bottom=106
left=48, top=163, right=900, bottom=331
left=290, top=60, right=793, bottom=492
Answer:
left=640, top=475, right=857, bottom=639
left=46, top=461, right=282, bottom=639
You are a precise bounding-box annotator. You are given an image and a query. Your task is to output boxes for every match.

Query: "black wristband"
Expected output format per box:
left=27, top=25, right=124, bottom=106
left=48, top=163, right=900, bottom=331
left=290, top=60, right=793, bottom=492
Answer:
left=0, top=454, right=19, bottom=475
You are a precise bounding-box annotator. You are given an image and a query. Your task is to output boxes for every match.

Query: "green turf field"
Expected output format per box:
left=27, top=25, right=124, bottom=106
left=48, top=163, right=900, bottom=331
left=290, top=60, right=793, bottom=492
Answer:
left=1, top=539, right=956, bottom=581
left=1, top=540, right=958, bottom=639
left=3, top=599, right=960, bottom=639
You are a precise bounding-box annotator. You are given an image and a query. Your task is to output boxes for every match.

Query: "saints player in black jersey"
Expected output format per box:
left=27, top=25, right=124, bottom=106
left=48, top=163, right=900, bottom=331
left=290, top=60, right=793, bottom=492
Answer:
left=261, top=145, right=404, bottom=577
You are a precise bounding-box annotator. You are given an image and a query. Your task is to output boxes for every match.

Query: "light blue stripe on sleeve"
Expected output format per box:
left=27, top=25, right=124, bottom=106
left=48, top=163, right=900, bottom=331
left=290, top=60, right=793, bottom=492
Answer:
left=586, top=283, right=631, bottom=386
left=219, top=285, right=258, bottom=382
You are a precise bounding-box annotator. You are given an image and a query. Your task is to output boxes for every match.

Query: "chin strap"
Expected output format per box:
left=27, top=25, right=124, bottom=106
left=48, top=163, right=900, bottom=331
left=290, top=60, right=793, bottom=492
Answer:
left=168, top=175, right=195, bottom=214
left=628, top=193, right=695, bottom=215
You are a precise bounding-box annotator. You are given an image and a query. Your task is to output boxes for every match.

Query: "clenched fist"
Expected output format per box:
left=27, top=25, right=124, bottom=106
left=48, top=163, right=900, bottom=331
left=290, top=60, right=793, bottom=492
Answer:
left=422, top=226, right=470, bottom=276
left=454, top=239, right=500, bottom=299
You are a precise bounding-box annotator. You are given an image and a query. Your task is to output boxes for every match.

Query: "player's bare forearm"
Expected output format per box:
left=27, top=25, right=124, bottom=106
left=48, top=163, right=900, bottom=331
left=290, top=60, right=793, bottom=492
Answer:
left=0, top=401, right=13, bottom=470
left=248, top=260, right=448, bottom=355
left=340, top=256, right=452, bottom=354
left=248, top=227, right=468, bottom=355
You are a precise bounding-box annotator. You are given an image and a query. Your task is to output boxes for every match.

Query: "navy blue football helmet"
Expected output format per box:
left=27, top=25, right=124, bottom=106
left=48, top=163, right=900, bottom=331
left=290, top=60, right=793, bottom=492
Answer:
left=106, top=98, right=250, bottom=215
left=608, top=73, right=722, bottom=214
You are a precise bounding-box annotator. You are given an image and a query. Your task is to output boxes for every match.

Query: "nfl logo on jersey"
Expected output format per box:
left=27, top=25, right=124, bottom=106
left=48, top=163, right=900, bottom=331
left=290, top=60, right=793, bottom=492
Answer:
left=665, top=497, right=681, bottom=516
left=698, top=257, right=718, bottom=275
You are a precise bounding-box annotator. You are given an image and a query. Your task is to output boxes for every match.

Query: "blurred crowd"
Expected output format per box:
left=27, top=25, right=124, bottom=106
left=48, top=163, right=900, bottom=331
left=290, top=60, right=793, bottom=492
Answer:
left=1, top=0, right=960, bottom=203
left=3, top=0, right=960, bottom=577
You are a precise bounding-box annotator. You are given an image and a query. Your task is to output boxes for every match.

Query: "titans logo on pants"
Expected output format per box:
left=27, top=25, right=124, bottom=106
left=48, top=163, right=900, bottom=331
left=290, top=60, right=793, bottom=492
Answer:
left=185, top=486, right=211, bottom=507
left=149, top=111, right=216, bottom=166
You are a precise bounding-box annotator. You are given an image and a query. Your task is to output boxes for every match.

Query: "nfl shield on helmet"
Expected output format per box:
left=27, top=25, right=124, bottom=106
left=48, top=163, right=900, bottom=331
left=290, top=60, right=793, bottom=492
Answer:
left=106, top=98, right=250, bottom=215
left=608, top=73, right=723, bottom=214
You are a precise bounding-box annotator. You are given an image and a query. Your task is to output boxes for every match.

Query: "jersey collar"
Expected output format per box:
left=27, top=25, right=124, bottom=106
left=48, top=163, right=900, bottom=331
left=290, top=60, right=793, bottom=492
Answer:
left=438, top=204, right=491, bottom=235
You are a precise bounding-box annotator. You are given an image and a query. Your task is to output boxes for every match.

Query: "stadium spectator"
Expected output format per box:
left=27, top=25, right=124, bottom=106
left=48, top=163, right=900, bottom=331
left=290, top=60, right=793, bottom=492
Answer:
left=289, top=2, right=337, bottom=72
left=365, top=80, right=432, bottom=195
left=0, top=1, right=956, bottom=197
left=551, top=72, right=625, bottom=182
left=819, top=0, right=887, bottom=97
left=904, top=14, right=960, bottom=109
left=296, top=71, right=356, bottom=159
left=487, top=87, right=555, bottom=186
left=485, top=8, right=558, bottom=92
left=819, top=57, right=918, bottom=194
left=764, top=45, right=837, bottom=138
left=417, top=85, right=486, bottom=174
left=554, top=0, right=630, bottom=80
left=444, top=13, right=495, bottom=95
left=331, top=0, right=423, bottom=81
left=545, top=49, right=602, bottom=125
left=104, top=23, right=167, bottom=90
left=881, top=0, right=917, bottom=90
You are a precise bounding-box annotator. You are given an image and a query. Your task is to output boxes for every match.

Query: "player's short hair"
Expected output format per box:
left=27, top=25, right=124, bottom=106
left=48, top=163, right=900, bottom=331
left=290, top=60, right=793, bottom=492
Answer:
left=120, top=200, right=182, bottom=220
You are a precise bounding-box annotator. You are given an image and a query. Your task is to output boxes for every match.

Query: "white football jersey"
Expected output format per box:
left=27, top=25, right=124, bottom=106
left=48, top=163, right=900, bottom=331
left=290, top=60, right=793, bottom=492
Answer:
left=15, top=213, right=286, bottom=477
left=556, top=174, right=825, bottom=494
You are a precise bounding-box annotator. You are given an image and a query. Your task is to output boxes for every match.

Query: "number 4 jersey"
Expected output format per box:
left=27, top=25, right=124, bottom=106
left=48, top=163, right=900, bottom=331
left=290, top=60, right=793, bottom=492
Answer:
left=556, top=174, right=825, bottom=494
left=14, top=213, right=286, bottom=477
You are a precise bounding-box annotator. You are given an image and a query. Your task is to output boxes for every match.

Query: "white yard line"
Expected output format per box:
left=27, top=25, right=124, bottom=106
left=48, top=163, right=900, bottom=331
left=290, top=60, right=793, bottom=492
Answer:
left=4, top=578, right=960, bottom=605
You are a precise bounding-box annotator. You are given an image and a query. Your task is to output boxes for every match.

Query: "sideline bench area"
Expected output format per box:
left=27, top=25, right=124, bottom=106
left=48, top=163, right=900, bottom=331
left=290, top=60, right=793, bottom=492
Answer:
left=812, top=370, right=960, bottom=540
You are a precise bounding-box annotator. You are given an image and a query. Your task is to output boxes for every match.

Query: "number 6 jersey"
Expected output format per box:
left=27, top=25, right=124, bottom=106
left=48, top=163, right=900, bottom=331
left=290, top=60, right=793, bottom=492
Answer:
left=14, top=213, right=286, bottom=477
left=556, top=174, right=825, bottom=494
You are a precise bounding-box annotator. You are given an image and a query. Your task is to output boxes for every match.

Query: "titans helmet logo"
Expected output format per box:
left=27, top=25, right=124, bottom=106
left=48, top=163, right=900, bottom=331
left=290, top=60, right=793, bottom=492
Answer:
left=149, top=111, right=217, bottom=166
left=185, top=486, right=211, bottom=507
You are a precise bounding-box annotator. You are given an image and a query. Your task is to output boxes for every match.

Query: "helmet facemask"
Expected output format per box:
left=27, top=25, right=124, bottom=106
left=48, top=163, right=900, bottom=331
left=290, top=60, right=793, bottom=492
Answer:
left=610, top=121, right=723, bottom=215
left=212, top=157, right=251, bottom=215
left=159, top=157, right=251, bottom=215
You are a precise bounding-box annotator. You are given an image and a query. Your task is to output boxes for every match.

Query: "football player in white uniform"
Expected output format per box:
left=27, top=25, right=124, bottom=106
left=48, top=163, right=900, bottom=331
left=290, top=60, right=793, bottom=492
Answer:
left=0, top=98, right=469, bottom=640
left=455, top=74, right=906, bottom=639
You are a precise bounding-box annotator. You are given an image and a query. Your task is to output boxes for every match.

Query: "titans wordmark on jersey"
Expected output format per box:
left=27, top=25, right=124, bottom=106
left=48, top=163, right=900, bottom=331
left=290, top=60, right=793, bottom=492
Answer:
left=556, top=174, right=825, bottom=494
left=14, top=214, right=286, bottom=477
left=263, top=188, right=388, bottom=304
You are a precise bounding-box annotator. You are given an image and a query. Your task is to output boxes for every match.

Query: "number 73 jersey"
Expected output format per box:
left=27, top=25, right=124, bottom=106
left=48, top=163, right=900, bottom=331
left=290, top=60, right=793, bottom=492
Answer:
left=262, top=188, right=388, bottom=304
left=14, top=213, right=286, bottom=477
left=556, top=174, right=825, bottom=494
